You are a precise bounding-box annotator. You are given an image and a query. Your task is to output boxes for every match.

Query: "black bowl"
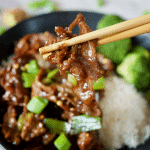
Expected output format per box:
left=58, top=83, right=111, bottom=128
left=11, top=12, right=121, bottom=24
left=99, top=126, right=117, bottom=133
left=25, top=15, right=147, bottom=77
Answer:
left=0, top=11, right=150, bottom=150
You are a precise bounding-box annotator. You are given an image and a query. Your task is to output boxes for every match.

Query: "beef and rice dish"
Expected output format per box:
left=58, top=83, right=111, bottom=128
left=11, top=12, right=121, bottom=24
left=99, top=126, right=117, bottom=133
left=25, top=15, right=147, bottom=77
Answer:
left=0, top=14, right=114, bottom=150
left=1, top=13, right=150, bottom=150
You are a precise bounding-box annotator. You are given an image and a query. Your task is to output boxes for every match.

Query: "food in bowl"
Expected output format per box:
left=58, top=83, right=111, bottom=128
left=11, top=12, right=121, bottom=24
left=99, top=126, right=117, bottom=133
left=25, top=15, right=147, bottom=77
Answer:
left=0, top=13, right=149, bottom=150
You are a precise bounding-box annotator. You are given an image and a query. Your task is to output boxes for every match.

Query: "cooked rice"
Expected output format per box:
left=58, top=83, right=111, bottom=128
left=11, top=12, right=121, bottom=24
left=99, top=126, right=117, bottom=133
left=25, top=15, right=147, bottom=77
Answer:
left=99, top=73, right=150, bottom=149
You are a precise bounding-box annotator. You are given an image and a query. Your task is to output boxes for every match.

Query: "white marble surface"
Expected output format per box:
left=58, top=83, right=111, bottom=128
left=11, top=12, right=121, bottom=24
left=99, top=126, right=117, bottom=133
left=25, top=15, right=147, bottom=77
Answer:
left=0, top=0, right=150, bottom=149
left=0, top=0, right=150, bottom=25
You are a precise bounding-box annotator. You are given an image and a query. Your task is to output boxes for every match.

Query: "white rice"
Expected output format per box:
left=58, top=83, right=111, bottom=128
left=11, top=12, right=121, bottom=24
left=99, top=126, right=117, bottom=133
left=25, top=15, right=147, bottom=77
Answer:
left=99, top=73, right=150, bottom=149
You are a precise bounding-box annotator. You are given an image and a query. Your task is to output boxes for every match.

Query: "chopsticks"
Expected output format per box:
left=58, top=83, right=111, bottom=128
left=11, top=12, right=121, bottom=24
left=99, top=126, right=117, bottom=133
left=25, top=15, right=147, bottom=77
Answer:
left=39, top=14, right=150, bottom=60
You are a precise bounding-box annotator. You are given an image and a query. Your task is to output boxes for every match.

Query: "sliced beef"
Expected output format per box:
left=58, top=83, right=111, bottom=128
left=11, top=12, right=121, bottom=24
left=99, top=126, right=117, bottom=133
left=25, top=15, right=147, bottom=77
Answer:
left=46, top=13, right=103, bottom=117
left=0, top=55, right=32, bottom=106
left=77, top=131, right=99, bottom=150
left=2, top=105, right=21, bottom=145
left=14, top=32, right=57, bottom=56
left=20, top=113, right=46, bottom=142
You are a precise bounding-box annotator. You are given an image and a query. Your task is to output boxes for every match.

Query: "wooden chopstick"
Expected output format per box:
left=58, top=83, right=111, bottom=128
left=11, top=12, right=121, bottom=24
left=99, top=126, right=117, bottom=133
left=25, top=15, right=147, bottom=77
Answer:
left=39, top=13, right=150, bottom=58
left=97, top=22, right=150, bottom=46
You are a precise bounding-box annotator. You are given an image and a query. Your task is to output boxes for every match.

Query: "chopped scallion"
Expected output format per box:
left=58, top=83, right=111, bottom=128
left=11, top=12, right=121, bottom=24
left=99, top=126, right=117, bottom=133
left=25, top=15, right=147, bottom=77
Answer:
left=54, top=133, right=71, bottom=150
left=42, top=68, right=59, bottom=85
left=0, top=27, right=7, bottom=35
left=27, top=60, right=40, bottom=75
left=28, top=0, right=57, bottom=12
left=27, top=96, right=49, bottom=114
left=47, top=68, right=59, bottom=79
left=93, top=76, right=105, bottom=90
left=142, top=10, right=150, bottom=15
left=47, top=1, right=57, bottom=12
left=97, top=0, right=104, bottom=7
left=68, top=74, right=77, bottom=86
left=42, top=78, right=53, bottom=85
left=21, top=72, right=36, bottom=88
left=71, top=114, right=102, bottom=134
left=44, top=115, right=101, bottom=135
left=44, top=118, right=71, bottom=134
left=28, top=0, right=49, bottom=9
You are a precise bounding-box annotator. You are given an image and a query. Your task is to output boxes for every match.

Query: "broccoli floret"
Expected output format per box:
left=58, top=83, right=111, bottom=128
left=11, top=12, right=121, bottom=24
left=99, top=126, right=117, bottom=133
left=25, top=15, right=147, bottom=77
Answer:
left=117, top=53, right=150, bottom=90
left=145, top=90, right=150, bottom=103
left=132, top=45, right=149, bottom=59
left=97, top=15, right=132, bottom=64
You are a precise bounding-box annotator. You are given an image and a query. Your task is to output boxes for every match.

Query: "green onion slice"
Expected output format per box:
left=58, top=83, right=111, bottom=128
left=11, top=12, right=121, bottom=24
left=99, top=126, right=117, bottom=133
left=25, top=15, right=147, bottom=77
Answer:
left=47, top=68, right=59, bottom=79
left=27, top=60, right=40, bottom=75
left=93, top=76, right=105, bottom=90
left=68, top=74, right=77, bottom=86
left=0, top=27, right=7, bottom=35
left=54, top=133, right=71, bottom=150
left=42, top=68, right=59, bottom=85
left=44, top=118, right=71, bottom=134
left=71, top=114, right=102, bottom=134
left=47, top=1, right=57, bottom=11
left=44, top=115, right=101, bottom=135
left=42, top=78, right=53, bottom=85
left=97, top=0, right=104, bottom=7
left=28, top=0, right=49, bottom=9
left=27, top=96, right=49, bottom=114
left=21, top=72, right=36, bottom=88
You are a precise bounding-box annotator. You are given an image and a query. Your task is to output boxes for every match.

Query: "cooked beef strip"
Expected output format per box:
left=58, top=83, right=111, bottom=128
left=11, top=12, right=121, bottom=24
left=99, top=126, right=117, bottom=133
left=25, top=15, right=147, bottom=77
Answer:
left=77, top=131, right=100, bottom=150
left=20, top=113, right=46, bottom=142
left=2, top=105, right=21, bottom=145
left=14, top=32, right=56, bottom=56
left=46, top=13, right=103, bottom=116
left=0, top=55, right=32, bottom=106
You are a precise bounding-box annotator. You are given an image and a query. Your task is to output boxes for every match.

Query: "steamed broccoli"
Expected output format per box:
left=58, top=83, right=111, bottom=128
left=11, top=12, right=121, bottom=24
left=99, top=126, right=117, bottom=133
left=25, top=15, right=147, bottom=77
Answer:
left=132, top=45, right=149, bottom=59
left=97, top=15, right=132, bottom=64
left=117, top=52, right=150, bottom=90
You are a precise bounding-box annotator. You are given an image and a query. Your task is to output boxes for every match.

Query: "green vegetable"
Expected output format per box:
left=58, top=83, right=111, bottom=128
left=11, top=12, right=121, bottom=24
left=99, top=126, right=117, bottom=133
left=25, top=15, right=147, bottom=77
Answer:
left=47, top=68, right=59, bottom=79
left=21, top=72, right=36, bottom=88
left=132, top=45, right=149, bottom=59
left=28, top=0, right=49, bottom=9
left=54, top=133, right=71, bottom=150
left=142, top=10, right=150, bottom=15
left=145, top=90, right=150, bottom=103
left=93, top=77, right=105, bottom=90
left=42, top=68, right=59, bottom=85
left=18, top=113, right=33, bottom=131
left=117, top=53, right=150, bottom=89
left=68, top=74, right=77, bottom=86
left=44, top=115, right=102, bottom=135
left=27, top=96, right=49, bottom=114
left=97, top=15, right=131, bottom=64
left=71, top=114, right=102, bottom=134
left=44, top=118, right=71, bottom=134
left=27, top=60, right=40, bottom=75
left=47, top=1, right=57, bottom=11
left=42, top=78, right=53, bottom=85
left=0, top=27, right=7, bottom=35
left=28, top=0, right=57, bottom=11
left=97, top=0, right=104, bottom=7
